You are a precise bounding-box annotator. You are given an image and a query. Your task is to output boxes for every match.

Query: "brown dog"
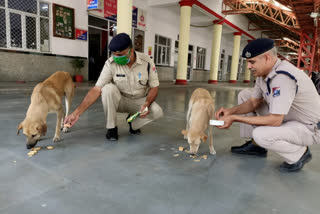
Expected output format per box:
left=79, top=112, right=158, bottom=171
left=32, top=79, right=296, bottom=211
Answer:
left=17, top=71, right=75, bottom=149
left=181, top=88, right=216, bottom=155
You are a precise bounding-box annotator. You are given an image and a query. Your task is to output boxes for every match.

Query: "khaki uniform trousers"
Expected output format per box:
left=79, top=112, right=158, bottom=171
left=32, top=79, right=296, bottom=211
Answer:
left=101, top=84, right=163, bottom=130
left=238, top=89, right=318, bottom=164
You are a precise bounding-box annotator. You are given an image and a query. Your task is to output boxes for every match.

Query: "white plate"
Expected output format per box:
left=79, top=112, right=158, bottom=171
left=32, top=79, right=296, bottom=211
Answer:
left=210, top=120, right=224, bottom=126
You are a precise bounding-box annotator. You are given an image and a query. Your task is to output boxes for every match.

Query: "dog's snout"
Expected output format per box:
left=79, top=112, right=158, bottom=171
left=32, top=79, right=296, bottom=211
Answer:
left=26, top=142, right=37, bottom=149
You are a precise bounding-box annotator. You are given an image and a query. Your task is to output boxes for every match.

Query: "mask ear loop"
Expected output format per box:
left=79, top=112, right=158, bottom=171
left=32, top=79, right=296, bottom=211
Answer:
left=126, top=49, right=131, bottom=64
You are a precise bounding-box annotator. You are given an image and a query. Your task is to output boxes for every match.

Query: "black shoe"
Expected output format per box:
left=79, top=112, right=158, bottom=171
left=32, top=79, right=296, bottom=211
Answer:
left=126, top=114, right=141, bottom=135
left=279, top=147, right=312, bottom=172
left=106, top=127, right=118, bottom=141
left=231, top=140, right=267, bottom=157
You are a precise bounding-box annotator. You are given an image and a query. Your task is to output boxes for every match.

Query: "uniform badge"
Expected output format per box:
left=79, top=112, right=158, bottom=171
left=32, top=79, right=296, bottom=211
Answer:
left=152, top=66, right=157, bottom=72
left=272, top=87, right=280, bottom=97
left=245, top=51, right=251, bottom=58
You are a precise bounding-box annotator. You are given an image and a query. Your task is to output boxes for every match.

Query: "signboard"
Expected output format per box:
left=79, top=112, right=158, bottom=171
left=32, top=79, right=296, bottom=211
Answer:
left=148, top=46, right=152, bottom=56
left=87, top=0, right=103, bottom=10
left=53, top=4, right=75, bottom=39
left=104, top=0, right=138, bottom=27
left=132, top=8, right=137, bottom=28
left=88, top=0, right=98, bottom=9
left=104, top=0, right=117, bottom=21
left=137, top=9, right=146, bottom=30
left=76, top=29, right=88, bottom=41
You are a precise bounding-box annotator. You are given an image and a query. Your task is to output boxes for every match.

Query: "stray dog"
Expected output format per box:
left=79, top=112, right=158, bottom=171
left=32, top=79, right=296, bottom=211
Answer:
left=17, top=71, right=75, bottom=149
left=181, top=88, right=216, bottom=155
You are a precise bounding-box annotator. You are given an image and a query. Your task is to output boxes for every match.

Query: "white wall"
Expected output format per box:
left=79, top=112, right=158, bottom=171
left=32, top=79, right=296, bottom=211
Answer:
left=49, top=0, right=88, bottom=58
left=45, top=0, right=258, bottom=66
left=143, top=0, right=261, bottom=71
left=146, top=6, right=214, bottom=69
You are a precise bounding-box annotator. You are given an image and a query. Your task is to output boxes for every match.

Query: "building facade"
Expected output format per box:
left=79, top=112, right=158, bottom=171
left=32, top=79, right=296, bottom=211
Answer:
left=0, top=0, right=260, bottom=82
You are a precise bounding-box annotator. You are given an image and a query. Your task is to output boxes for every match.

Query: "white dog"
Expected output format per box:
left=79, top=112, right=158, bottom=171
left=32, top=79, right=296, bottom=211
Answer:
left=181, top=88, right=216, bottom=155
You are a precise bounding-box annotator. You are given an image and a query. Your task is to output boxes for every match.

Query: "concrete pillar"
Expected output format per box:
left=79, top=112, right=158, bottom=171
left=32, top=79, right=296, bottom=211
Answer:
left=117, top=0, right=132, bottom=37
left=175, top=0, right=193, bottom=85
left=229, top=32, right=242, bottom=83
left=243, top=61, right=251, bottom=83
left=208, top=20, right=223, bottom=84
left=243, top=40, right=252, bottom=83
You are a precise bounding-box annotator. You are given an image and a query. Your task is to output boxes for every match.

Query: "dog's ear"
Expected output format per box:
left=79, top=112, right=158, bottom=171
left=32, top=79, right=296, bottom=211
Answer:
left=37, top=124, right=47, bottom=136
left=181, top=129, right=188, bottom=136
left=200, top=133, right=208, bottom=142
left=17, top=121, right=24, bottom=135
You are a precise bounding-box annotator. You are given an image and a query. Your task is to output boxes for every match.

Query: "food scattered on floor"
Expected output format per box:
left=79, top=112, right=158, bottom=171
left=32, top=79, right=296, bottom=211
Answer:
left=189, top=155, right=197, bottom=158
left=194, top=159, right=200, bottom=162
left=31, top=147, right=41, bottom=151
left=28, top=150, right=37, bottom=157
left=64, top=123, right=71, bottom=128
left=178, top=146, right=184, bottom=151
left=202, top=155, right=208, bottom=160
left=27, top=146, right=55, bottom=157
left=173, top=154, right=179, bottom=157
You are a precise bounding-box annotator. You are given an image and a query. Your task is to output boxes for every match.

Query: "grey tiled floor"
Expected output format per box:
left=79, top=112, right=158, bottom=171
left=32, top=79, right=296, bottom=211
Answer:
left=1, top=82, right=319, bottom=214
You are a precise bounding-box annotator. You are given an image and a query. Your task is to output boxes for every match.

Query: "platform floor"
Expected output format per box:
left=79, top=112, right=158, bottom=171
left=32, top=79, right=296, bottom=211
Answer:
left=0, top=82, right=319, bottom=214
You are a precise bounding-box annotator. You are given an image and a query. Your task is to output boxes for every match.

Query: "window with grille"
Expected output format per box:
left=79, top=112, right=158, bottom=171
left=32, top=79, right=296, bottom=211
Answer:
left=0, top=0, right=50, bottom=52
left=154, top=34, right=171, bottom=66
left=196, top=47, right=206, bottom=69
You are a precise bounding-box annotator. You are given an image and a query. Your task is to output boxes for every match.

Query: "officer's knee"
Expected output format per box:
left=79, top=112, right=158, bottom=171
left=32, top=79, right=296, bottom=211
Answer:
left=252, top=127, right=270, bottom=148
left=150, top=104, right=163, bottom=120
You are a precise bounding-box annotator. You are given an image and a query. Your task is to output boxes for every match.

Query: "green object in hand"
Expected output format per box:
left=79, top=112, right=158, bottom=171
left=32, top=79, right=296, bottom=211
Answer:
left=127, top=112, right=141, bottom=123
left=127, top=107, right=148, bottom=123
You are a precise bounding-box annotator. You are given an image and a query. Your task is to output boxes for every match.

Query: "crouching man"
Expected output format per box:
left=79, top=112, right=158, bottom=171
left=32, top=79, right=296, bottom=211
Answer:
left=65, top=33, right=163, bottom=140
left=215, top=38, right=320, bottom=172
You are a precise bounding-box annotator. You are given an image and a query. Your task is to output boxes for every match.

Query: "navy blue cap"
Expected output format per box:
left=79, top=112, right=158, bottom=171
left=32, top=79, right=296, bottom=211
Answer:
left=109, top=33, right=132, bottom=52
left=242, top=38, right=274, bottom=59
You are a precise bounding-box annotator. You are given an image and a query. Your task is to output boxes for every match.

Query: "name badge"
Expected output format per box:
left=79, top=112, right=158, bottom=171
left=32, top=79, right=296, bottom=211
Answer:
left=116, top=74, right=125, bottom=77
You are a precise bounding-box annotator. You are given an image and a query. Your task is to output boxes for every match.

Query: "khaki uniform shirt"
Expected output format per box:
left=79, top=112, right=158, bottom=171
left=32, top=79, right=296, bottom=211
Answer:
left=96, top=51, right=159, bottom=98
left=252, top=59, right=320, bottom=125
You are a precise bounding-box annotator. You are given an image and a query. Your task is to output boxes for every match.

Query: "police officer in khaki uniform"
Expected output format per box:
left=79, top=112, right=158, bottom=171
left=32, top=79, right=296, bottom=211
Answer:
left=215, top=38, right=320, bottom=172
left=65, top=33, right=163, bottom=141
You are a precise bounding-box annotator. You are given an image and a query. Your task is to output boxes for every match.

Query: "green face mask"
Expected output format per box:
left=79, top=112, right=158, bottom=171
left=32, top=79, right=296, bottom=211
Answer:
left=113, top=49, right=131, bottom=65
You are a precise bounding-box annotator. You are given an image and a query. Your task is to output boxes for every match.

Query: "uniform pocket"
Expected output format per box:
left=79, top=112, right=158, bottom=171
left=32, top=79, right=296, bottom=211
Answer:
left=114, top=77, right=128, bottom=92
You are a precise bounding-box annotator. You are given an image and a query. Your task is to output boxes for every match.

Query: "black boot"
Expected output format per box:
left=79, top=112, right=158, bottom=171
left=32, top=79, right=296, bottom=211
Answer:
left=279, top=147, right=312, bottom=172
left=231, top=140, right=267, bottom=157
left=106, top=127, right=118, bottom=141
left=126, top=114, right=141, bottom=135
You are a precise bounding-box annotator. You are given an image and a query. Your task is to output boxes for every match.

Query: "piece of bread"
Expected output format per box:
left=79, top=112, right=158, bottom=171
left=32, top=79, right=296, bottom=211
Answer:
left=64, top=123, right=71, bottom=128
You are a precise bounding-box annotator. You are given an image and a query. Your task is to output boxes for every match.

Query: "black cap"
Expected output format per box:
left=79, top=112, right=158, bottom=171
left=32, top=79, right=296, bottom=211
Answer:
left=242, top=38, right=274, bottom=59
left=109, top=33, right=132, bottom=52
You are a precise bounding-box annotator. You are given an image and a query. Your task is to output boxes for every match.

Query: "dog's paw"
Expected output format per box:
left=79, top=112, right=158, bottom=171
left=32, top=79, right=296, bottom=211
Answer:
left=53, top=136, right=60, bottom=142
left=209, top=150, right=216, bottom=155
left=62, top=127, right=69, bottom=133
